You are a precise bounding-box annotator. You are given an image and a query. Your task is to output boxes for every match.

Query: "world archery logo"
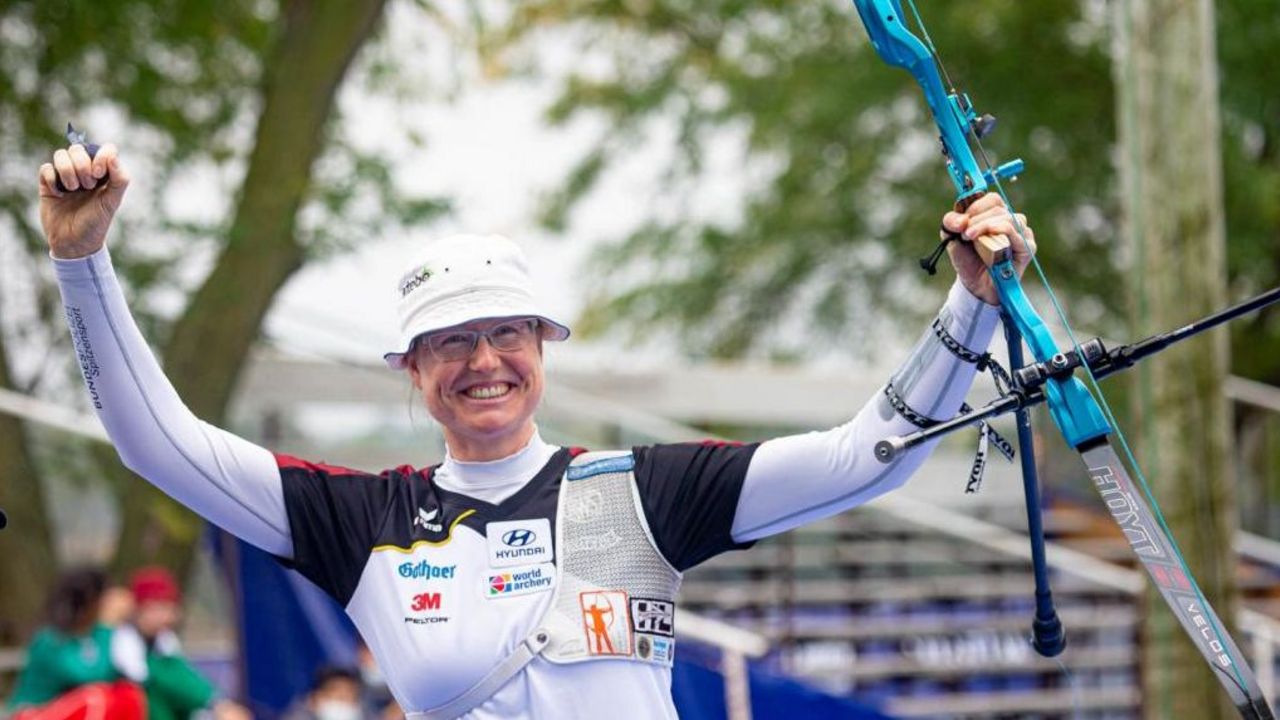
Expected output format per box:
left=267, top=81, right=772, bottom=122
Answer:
left=488, top=574, right=508, bottom=595
left=502, top=529, right=536, bottom=547
left=486, top=565, right=554, bottom=598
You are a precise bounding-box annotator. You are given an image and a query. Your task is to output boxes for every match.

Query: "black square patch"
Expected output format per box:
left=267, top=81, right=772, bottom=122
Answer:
left=629, top=597, right=674, bottom=637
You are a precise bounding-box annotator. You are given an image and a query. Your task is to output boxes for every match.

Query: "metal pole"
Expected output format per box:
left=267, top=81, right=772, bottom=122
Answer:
left=722, top=650, right=752, bottom=720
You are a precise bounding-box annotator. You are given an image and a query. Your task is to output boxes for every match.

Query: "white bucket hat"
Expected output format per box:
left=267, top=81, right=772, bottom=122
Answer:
left=383, top=233, right=570, bottom=369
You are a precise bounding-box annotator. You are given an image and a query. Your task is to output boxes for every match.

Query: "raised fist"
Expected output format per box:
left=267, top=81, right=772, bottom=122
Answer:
left=38, top=138, right=130, bottom=259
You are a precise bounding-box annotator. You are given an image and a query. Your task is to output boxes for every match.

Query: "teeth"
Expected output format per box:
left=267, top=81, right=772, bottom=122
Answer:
left=465, top=383, right=511, bottom=399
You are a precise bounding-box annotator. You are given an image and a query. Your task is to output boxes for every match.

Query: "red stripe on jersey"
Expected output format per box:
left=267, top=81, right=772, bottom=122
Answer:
left=382, top=464, right=428, bottom=481
left=275, top=453, right=434, bottom=483
left=274, top=453, right=365, bottom=477
left=699, top=439, right=744, bottom=448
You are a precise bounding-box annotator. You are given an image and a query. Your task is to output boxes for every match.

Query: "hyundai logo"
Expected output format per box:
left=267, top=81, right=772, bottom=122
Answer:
left=502, top=529, right=536, bottom=547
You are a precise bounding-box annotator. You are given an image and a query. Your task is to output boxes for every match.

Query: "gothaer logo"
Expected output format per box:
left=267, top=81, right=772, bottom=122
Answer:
left=397, top=560, right=456, bottom=580
left=414, top=507, right=443, bottom=533
left=502, top=529, right=536, bottom=547
left=399, top=265, right=433, bottom=297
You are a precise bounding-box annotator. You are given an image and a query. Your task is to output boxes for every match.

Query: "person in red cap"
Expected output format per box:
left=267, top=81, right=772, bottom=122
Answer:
left=111, top=567, right=251, bottom=720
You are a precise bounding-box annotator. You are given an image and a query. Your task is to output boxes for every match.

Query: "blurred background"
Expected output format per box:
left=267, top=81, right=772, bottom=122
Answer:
left=1, top=0, right=1279, bottom=718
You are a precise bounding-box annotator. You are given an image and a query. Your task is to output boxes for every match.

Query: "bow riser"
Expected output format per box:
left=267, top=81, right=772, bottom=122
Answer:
left=854, top=0, right=1111, bottom=449
left=853, top=0, right=1024, bottom=201
left=853, top=0, right=986, bottom=202
left=990, top=269, right=1112, bottom=447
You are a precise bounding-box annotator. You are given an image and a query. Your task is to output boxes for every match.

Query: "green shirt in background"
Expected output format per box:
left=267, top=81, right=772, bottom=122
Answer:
left=6, top=624, right=119, bottom=708
left=7, top=621, right=220, bottom=720
left=144, top=652, right=217, bottom=720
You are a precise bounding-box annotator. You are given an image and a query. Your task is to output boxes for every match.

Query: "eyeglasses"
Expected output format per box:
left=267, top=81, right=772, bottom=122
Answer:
left=417, top=318, right=541, bottom=362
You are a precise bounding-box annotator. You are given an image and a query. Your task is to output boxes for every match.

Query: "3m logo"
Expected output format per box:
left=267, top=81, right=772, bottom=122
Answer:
left=503, top=529, right=536, bottom=547
left=411, top=592, right=442, bottom=612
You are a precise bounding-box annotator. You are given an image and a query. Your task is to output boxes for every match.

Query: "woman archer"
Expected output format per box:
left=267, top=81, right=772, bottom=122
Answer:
left=38, top=139, right=1032, bottom=719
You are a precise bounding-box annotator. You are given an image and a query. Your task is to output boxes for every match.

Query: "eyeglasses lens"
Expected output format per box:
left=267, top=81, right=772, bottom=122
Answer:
left=426, top=320, right=538, bottom=361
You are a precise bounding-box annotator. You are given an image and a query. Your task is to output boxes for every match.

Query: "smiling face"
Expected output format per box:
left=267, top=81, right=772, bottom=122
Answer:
left=407, top=317, right=545, bottom=461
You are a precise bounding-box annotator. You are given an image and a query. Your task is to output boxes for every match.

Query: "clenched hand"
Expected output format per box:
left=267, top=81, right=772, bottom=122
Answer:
left=38, top=142, right=130, bottom=259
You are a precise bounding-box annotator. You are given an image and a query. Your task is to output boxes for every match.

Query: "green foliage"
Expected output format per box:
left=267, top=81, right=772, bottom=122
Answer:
left=0, top=0, right=455, bottom=594
left=1, top=1, right=272, bottom=382
left=500, top=0, right=1120, bottom=359
left=0, top=0, right=447, bottom=384
left=501, top=0, right=1280, bottom=368
left=303, top=134, right=451, bottom=257
left=1217, top=0, right=1280, bottom=382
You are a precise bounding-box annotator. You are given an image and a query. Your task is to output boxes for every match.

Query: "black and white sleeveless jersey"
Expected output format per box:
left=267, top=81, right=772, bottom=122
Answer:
left=55, top=248, right=999, bottom=718
left=277, top=437, right=756, bottom=714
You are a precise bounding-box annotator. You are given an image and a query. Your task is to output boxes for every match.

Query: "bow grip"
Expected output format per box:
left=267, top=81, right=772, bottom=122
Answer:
left=954, top=193, right=1013, bottom=266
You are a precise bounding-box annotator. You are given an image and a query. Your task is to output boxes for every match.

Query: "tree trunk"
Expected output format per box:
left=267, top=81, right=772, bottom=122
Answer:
left=0, top=333, right=57, bottom=642
left=1113, top=1, right=1238, bottom=718
left=111, top=0, right=389, bottom=578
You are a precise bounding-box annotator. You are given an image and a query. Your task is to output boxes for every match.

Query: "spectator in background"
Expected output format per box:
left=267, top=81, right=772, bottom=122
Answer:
left=282, top=666, right=368, bottom=720
left=355, top=643, right=403, bottom=720
left=110, top=567, right=251, bottom=720
left=6, top=567, right=145, bottom=720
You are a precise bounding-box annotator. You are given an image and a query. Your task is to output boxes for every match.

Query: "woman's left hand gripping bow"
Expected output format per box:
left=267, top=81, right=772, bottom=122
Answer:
left=942, top=192, right=1037, bottom=306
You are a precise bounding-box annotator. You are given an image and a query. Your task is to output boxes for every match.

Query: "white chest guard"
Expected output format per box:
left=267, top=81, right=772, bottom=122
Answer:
left=543, top=450, right=681, bottom=664
left=409, top=451, right=682, bottom=720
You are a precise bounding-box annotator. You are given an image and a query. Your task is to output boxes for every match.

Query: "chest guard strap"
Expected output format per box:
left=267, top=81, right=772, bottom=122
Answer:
left=405, top=629, right=551, bottom=720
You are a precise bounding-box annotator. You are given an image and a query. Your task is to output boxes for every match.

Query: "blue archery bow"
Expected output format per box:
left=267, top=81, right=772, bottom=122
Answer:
left=850, top=1, right=1274, bottom=716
